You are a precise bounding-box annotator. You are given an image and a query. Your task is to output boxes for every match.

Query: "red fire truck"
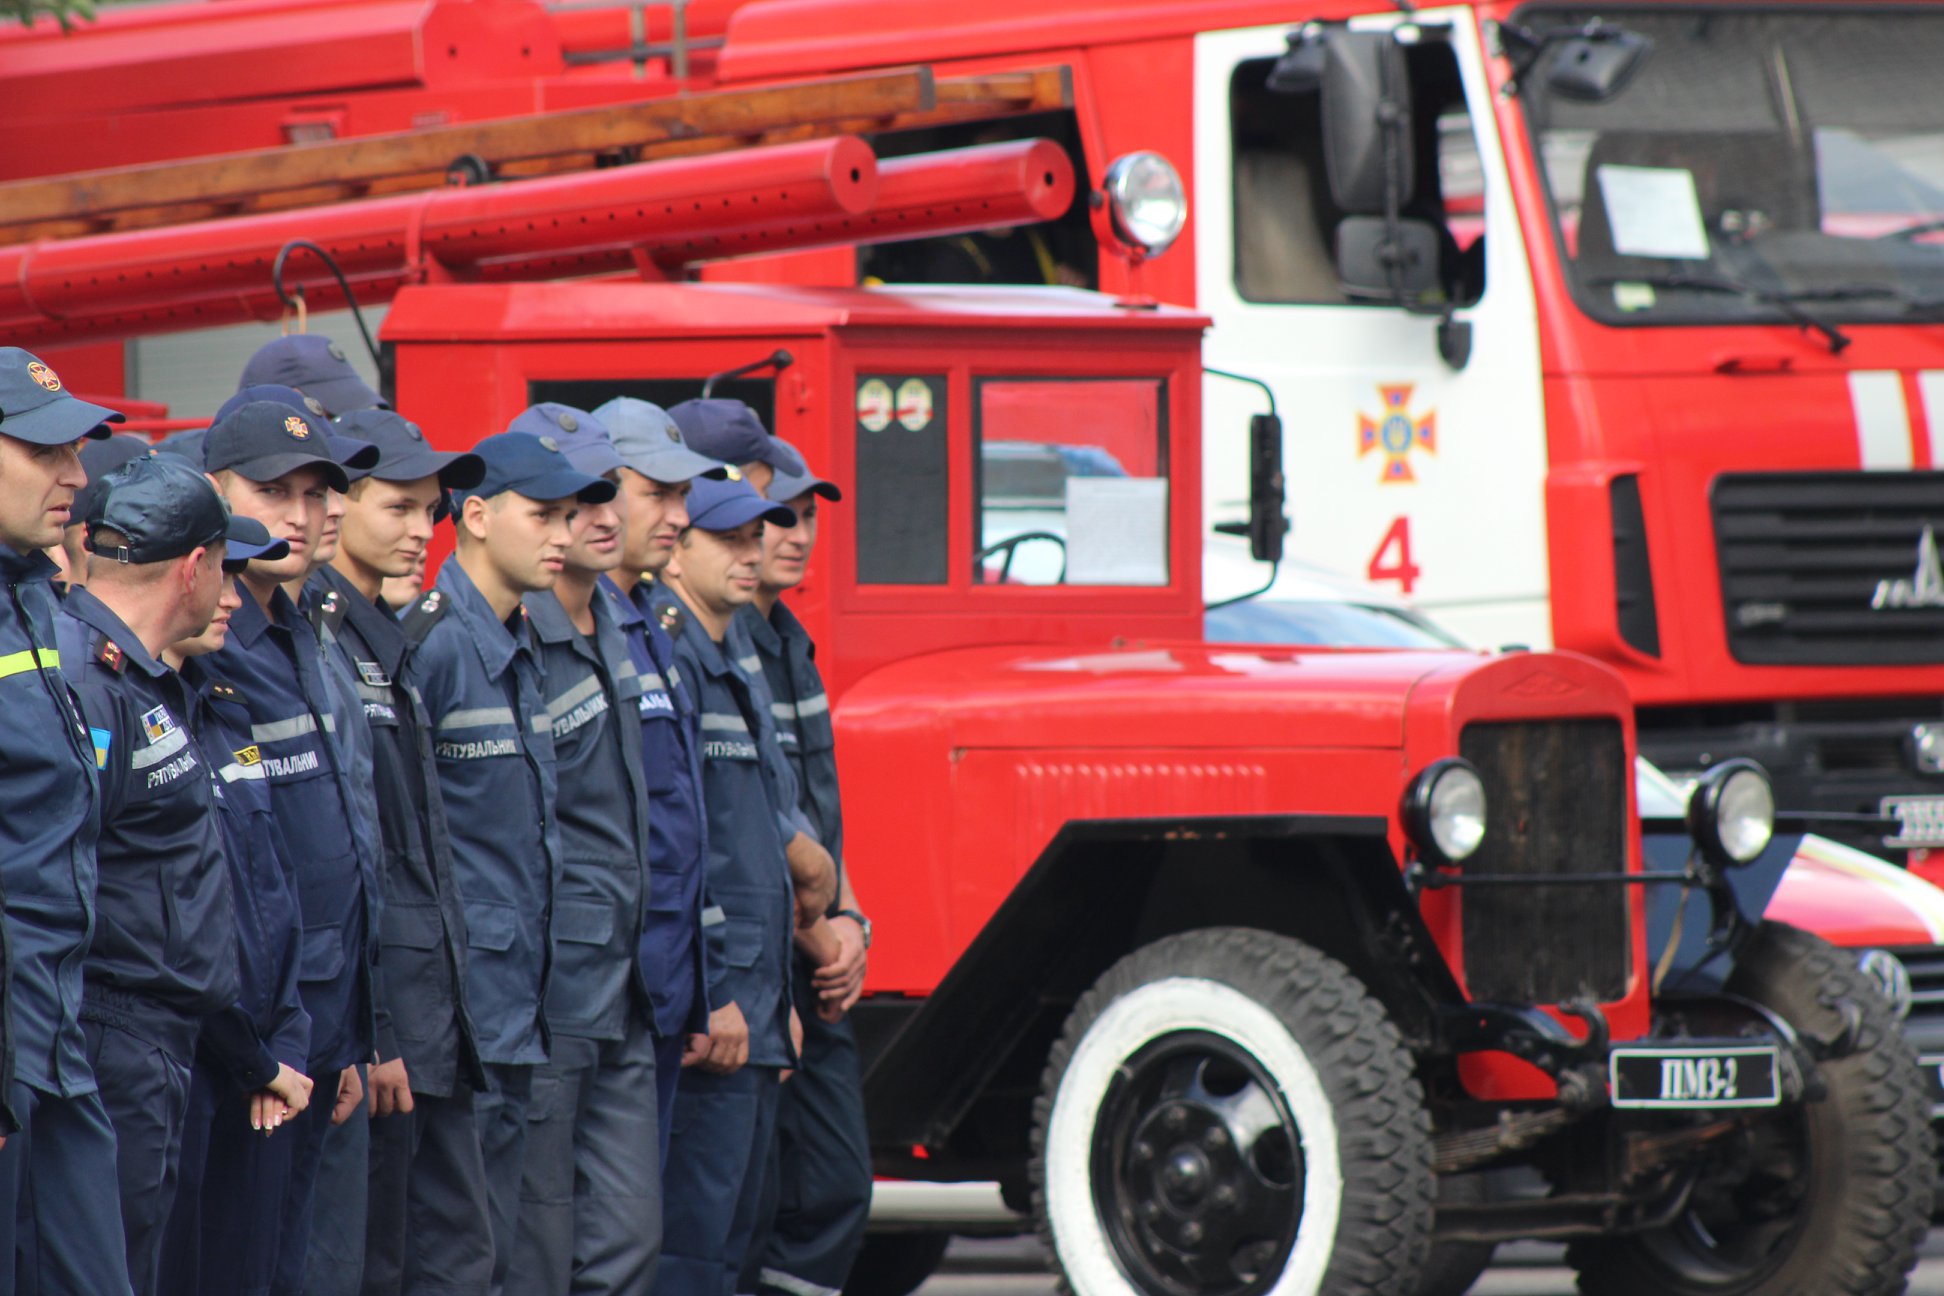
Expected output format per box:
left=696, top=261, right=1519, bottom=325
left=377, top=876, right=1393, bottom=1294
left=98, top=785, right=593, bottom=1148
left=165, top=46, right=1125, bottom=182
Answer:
left=11, top=0, right=1944, bottom=864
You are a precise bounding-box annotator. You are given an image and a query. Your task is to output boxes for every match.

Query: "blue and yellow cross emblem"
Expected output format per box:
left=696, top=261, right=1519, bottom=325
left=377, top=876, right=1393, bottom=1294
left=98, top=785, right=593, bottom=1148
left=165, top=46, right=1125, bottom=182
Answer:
left=1357, top=384, right=1437, bottom=484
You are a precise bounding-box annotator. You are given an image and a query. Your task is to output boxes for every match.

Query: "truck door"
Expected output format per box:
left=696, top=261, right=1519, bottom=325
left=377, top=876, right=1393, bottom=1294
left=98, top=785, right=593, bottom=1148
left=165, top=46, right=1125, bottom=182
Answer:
left=1194, top=9, right=1550, bottom=651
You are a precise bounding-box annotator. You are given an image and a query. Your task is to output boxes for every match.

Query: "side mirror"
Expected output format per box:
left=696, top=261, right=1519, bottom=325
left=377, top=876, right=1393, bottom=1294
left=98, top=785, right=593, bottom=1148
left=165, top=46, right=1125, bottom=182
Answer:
left=1212, top=412, right=1287, bottom=564
left=1336, top=216, right=1443, bottom=300
left=1545, top=31, right=1651, bottom=102
left=1322, top=31, right=1415, bottom=215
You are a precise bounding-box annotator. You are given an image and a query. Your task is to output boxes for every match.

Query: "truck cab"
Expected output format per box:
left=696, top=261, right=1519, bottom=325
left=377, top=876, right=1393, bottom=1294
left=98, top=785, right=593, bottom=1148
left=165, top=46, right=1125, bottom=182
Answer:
left=386, top=277, right=1931, bottom=1296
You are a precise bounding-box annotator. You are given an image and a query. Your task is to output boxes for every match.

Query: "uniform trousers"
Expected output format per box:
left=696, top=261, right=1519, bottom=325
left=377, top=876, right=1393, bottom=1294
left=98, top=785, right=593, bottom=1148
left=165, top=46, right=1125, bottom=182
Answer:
left=82, top=1018, right=195, bottom=1296
left=300, top=1063, right=369, bottom=1296
left=272, top=1061, right=351, bottom=1296
left=747, top=1007, right=871, bottom=1296
left=361, top=1086, right=494, bottom=1296
left=652, top=1032, right=684, bottom=1171
left=159, top=1058, right=295, bottom=1296
left=653, top=1065, right=781, bottom=1296
left=0, top=1079, right=133, bottom=1296
left=509, top=1018, right=662, bottom=1296
left=472, top=1063, right=535, bottom=1296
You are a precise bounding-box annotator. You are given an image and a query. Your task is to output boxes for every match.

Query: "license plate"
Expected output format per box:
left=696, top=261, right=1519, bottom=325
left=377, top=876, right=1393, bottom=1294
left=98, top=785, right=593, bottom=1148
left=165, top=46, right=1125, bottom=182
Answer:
left=1920, top=1054, right=1944, bottom=1117
left=1609, top=1045, right=1781, bottom=1109
left=1882, top=795, right=1944, bottom=846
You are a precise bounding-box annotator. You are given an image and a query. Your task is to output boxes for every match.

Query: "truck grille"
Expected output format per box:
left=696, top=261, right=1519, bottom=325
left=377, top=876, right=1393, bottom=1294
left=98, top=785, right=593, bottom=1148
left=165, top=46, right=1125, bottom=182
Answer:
left=1714, top=472, right=1944, bottom=666
left=1458, top=719, right=1631, bottom=1004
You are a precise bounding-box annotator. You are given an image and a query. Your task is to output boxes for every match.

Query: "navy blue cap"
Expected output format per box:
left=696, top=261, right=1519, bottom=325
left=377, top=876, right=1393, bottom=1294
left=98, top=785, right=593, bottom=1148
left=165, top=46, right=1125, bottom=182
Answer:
left=685, top=471, right=796, bottom=533
left=666, top=399, right=792, bottom=470
left=153, top=428, right=206, bottom=462
left=204, top=401, right=350, bottom=494
left=329, top=434, right=379, bottom=483
left=220, top=514, right=291, bottom=572
left=764, top=437, right=842, bottom=503
left=333, top=408, right=485, bottom=491
left=456, top=432, right=618, bottom=508
left=71, top=434, right=154, bottom=527
left=239, top=335, right=387, bottom=416
left=0, top=348, right=120, bottom=446
left=594, top=397, right=726, bottom=484
left=84, top=454, right=289, bottom=568
left=506, top=403, right=622, bottom=478
left=217, top=383, right=328, bottom=425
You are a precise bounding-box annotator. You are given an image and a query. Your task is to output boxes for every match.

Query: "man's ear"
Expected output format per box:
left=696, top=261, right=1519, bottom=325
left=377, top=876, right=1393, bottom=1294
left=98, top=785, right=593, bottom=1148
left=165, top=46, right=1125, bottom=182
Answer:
left=459, top=494, right=489, bottom=544
left=179, top=546, right=210, bottom=594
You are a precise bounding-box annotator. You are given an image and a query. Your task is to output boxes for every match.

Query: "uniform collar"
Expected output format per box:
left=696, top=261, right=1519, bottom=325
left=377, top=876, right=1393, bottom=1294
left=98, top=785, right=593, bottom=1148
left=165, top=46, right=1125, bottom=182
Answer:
left=739, top=601, right=780, bottom=656
left=436, top=558, right=527, bottom=680
left=225, top=578, right=299, bottom=649
left=601, top=574, right=646, bottom=631
left=313, top=564, right=405, bottom=674
left=62, top=586, right=169, bottom=679
left=523, top=586, right=589, bottom=648
left=0, top=542, right=58, bottom=586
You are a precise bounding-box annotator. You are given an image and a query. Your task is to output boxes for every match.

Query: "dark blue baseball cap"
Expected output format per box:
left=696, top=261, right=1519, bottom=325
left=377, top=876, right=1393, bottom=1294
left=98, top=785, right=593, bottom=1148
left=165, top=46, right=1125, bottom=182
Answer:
left=667, top=399, right=792, bottom=470
left=204, top=400, right=350, bottom=493
left=506, top=404, right=622, bottom=478
left=685, top=471, right=796, bottom=533
left=764, top=438, right=842, bottom=504
left=84, top=453, right=290, bottom=568
left=332, top=409, right=485, bottom=490
left=71, top=433, right=155, bottom=528
left=239, top=335, right=387, bottom=416
left=153, top=428, right=206, bottom=462
left=594, top=397, right=726, bottom=484
left=455, top=432, right=617, bottom=509
left=217, top=383, right=328, bottom=425
left=0, top=348, right=120, bottom=446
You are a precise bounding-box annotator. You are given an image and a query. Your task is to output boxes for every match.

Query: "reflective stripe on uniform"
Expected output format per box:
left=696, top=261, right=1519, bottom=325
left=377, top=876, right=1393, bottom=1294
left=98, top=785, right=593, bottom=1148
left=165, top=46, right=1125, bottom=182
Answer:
left=735, top=653, right=762, bottom=675
left=438, top=706, right=514, bottom=732
left=700, top=905, right=726, bottom=928
left=699, top=713, right=750, bottom=736
left=128, top=727, right=189, bottom=770
left=218, top=761, right=266, bottom=783
left=795, top=693, right=829, bottom=717
left=250, top=714, right=318, bottom=744
left=0, top=647, right=57, bottom=679
left=544, top=674, right=603, bottom=721
left=637, top=672, right=667, bottom=693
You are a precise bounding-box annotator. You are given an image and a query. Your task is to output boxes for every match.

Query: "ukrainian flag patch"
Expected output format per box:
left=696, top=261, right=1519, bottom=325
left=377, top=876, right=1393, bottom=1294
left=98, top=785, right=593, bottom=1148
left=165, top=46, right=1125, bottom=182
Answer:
left=90, top=728, right=111, bottom=770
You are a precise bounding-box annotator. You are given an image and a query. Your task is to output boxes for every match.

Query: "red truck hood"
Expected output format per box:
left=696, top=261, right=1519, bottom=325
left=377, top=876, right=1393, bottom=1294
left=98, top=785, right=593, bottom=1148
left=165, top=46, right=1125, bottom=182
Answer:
left=1765, top=835, right=1944, bottom=948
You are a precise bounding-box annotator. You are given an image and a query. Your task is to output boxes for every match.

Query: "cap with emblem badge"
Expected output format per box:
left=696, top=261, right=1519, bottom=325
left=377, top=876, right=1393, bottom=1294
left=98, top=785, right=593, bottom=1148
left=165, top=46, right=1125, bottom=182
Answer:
left=506, top=403, right=623, bottom=479
left=84, top=454, right=292, bottom=567
left=594, top=397, right=728, bottom=485
left=204, top=401, right=350, bottom=493
left=454, top=432, right=617, bottom=509
left=333, top=408, right=485, bottom=492
left=683, top=472, right=796, bottom=533
left=666, top=398, right=793, bottom=471
left=763, top=437, right=842, bottom=504
left=216, top=385, right=379, bottom=476
left=239, top=335, right=387, bottom=416
left=0, top=347, right=120, bottom=446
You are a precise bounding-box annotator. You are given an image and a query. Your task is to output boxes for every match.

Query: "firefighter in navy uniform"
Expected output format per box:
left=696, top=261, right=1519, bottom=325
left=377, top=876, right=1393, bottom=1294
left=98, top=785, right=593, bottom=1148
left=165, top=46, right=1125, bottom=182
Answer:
left=739, top=444, right=874, bottom=1296
left=314, top=408, right=496, bottom=1296
left=650, top=473, right=836, bottom=1296
left=158, top=522, right=315, bottom=1296
left=402, top=430, right=613, bottom=1296
left=504, top=405, right=662, bottom=1296
left=0, top=347, right=126, bottom=1296
left=55, top=455, right=285, bottom=1294
left=201, top=400, right=379, bottom=1296
left=592, top=397, right=724, bottom=1165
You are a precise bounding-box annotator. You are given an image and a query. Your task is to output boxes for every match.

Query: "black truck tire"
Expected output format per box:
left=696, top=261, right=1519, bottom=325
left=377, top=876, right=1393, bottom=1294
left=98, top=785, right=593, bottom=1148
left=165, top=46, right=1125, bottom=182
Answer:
left=1569, top=921, right=1932, bottom=1296
left=1031, top=928, right=1434, bottom=1296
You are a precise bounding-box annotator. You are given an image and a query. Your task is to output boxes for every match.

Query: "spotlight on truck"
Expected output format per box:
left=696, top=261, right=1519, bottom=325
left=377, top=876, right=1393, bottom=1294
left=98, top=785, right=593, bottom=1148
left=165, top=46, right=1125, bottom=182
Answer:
left=1403, top=758, right=1488, bottom=864
left=1100, top=151, right=1187, bottom=260
left=1688, top=758, right=1776, bottom=866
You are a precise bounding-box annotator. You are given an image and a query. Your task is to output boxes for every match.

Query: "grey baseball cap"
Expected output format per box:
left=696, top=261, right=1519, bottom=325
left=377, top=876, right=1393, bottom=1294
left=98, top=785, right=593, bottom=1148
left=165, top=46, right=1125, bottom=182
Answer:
left=593, top=397, right=728, bottom=485
left=763, top=437, right=842, bottom=504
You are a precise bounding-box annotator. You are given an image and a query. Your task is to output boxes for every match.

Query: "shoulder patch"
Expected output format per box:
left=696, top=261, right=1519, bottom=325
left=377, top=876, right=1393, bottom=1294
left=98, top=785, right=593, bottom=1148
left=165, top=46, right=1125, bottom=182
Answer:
left=657, top=603, right=685, bottom=638
left=401, top=590, right=449, bottom=645
left=310, top=588, right=348, bottom=637
left=233, top=744, right=261, bottom=767
left=89, top=728, right=111, bottom=770
left=208, top=681, right=240, bottom=701
left=95, top=636, right=125, bottom=673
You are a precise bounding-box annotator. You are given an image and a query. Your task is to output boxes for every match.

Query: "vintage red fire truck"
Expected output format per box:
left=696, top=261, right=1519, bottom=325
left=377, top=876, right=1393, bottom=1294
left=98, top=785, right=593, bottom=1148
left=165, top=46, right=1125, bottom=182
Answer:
left=10, top=1, right=1944, bottom=863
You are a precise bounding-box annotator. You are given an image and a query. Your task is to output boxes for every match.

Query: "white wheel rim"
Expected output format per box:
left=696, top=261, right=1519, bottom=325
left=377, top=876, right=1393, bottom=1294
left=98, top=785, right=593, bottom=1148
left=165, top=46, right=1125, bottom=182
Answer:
left=1044, top=977, right=1343, bottom=1296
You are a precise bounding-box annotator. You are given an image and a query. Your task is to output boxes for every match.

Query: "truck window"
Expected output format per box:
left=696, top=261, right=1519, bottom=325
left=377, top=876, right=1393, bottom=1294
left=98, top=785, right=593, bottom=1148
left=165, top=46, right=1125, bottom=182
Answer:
left=1230, top=37, right=1485, bottom=306
left=1522, top=7, right=1944, bottom=326
left=973, top=377, right=1169, bottom=587
left=855, top=373, right=950, bottom=586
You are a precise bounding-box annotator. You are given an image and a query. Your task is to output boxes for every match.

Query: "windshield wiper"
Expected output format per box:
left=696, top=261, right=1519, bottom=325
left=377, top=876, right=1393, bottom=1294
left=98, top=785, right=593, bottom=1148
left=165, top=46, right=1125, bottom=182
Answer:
left=1587, top=271, right=1853, bottom=354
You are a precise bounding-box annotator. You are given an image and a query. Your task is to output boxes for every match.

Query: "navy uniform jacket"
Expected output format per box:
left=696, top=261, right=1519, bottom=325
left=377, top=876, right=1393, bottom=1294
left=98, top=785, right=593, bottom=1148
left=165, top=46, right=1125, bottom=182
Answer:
left=648, top=584, right=795, bottom=1069
left=209, top=583, right=376, bottom=1074
left=0, top=547, right=102, bottom=1108
left=57, top=589, right=239, bottom=1052
left=605, top=577, right=710, bottom=1040
left=305, top=581, right=384, bottom=924
left=405, top=560, right=560, bottom=1068
left=188, top=663, right=311, bottom=1090
left=741, top=601, right=843, bottom=869
left=525, top=587, right=652, bottom=1044
left=313, top=566, right=483, bottom=1096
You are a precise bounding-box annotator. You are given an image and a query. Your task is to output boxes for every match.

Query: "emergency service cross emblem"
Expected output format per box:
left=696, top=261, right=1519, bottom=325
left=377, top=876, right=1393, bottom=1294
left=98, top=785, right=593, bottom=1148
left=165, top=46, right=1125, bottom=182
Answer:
left=1358, top=384, right=1436, bottom=485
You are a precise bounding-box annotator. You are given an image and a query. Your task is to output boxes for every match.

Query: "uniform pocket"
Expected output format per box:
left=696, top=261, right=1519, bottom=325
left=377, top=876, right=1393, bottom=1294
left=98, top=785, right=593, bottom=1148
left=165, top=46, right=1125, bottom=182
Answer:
left=380, top=903, right=444, bottom=951
left=721, top=917, right=765, bottom=970
left=466, top=902, right=518, bottom=953
left=300, top=923, right=346, bottom=983
left=551, top=900, right=616, bottom=947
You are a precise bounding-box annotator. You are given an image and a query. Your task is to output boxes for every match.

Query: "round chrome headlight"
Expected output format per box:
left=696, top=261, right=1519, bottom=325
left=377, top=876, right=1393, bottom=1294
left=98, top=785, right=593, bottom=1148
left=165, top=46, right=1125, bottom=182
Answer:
left=1686, top=758, right=1775, bottom=866
left=1403, top=759, right=1488, bottom=865
left=1102, top=152, right=1187, bottom=258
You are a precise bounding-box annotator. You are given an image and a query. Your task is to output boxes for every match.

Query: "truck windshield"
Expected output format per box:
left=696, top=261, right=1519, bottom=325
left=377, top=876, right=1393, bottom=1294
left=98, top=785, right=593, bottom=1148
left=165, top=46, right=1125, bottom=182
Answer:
left=1520, top=7, right=1944, bottom=327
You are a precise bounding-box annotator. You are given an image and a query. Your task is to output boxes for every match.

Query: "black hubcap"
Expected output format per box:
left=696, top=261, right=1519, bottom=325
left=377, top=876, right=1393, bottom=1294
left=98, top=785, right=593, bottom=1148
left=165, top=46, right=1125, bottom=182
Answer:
left=1637, top=1108, right=1813, bottom=1288
left=1092, top=1032, right=1305, bottom=1296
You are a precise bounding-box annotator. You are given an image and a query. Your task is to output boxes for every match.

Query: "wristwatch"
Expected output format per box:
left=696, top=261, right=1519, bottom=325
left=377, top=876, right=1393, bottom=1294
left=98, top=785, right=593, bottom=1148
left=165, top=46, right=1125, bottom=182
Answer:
left=834, top=908, right=873, bottom=949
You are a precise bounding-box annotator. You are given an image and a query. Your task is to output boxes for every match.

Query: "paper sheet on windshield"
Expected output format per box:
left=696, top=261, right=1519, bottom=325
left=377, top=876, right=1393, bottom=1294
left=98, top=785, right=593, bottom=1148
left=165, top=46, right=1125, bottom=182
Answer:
left=1065, top=477, right=1168, bottom=586
left=1596, top=164, right=1710, bottom=260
